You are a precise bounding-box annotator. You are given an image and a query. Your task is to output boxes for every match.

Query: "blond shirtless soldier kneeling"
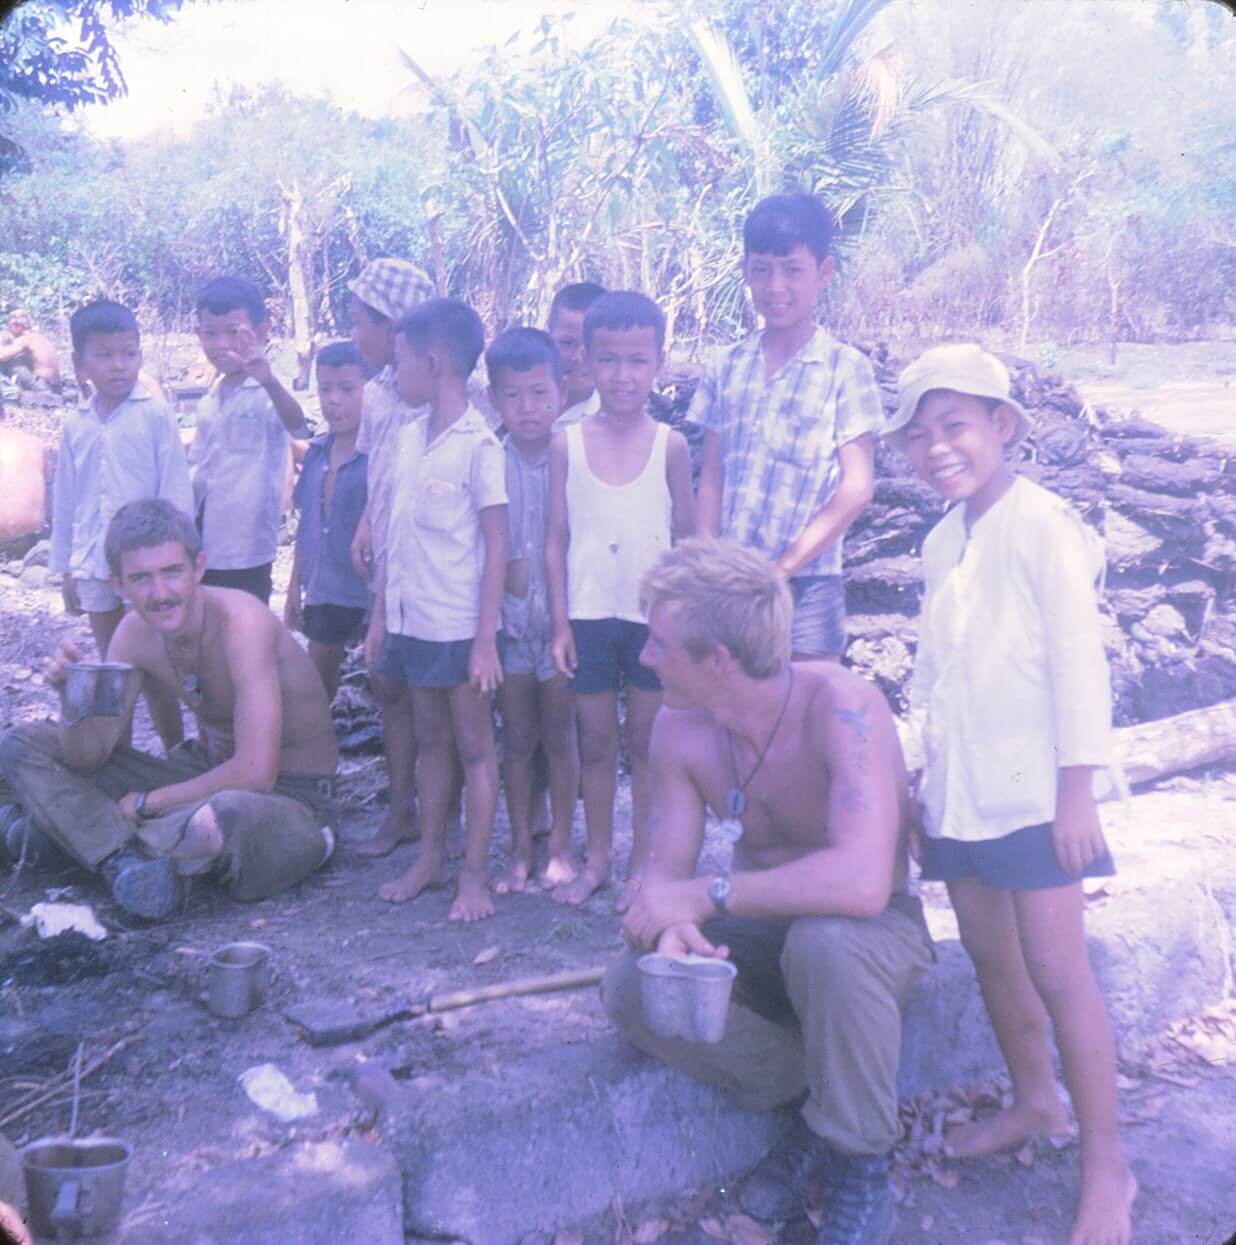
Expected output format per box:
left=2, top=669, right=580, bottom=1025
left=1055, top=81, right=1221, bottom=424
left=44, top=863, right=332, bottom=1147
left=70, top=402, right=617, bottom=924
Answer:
left=606, top=538, right=934, bottom=1245
left=0, top=498, right=337, bottom=918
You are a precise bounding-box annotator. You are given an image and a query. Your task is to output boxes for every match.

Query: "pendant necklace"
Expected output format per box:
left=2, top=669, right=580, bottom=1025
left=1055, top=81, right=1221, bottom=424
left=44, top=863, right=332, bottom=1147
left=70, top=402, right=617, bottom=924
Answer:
left=718, top=665, right=795, bottom=843
left=167, top=605, right=206, bottom=708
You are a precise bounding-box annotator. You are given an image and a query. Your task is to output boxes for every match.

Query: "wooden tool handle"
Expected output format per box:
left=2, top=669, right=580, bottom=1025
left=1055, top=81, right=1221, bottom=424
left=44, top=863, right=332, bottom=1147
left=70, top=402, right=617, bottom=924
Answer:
left=428, top=966, right=605, bottom=1014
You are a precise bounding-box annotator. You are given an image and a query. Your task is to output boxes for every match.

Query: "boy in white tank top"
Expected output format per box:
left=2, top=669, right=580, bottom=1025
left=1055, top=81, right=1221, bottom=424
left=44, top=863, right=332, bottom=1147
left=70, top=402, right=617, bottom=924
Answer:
left=546, top=292, right=696, bottom=908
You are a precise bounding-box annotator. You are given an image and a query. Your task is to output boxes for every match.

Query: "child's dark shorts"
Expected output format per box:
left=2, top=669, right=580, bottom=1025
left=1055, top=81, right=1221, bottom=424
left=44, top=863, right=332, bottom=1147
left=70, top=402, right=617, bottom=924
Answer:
left=570, top=618, right=661, bottom=694
left=921, top=821, right=1116, bottom=891
left=788, top=575, right=846, bottom=658
left=378, top=633, right=482, bottom=690
left=202, top=562, right=274, bottom=605
left=302, top=603, right=367, bottom=646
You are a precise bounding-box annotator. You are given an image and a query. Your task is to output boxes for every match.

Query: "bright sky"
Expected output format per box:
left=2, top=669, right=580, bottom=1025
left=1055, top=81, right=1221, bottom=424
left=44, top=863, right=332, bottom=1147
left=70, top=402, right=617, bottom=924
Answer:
left=78, top=0, right=632, bottom=142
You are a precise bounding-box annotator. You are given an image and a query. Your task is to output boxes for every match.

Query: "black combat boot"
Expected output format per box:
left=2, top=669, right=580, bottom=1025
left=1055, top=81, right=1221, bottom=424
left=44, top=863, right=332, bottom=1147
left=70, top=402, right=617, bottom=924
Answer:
left=100, top=848, right=184, bottom=919
left=738, top=1113, right=832, bottom=1223
left=814, top=1148, right=894, bottom=1245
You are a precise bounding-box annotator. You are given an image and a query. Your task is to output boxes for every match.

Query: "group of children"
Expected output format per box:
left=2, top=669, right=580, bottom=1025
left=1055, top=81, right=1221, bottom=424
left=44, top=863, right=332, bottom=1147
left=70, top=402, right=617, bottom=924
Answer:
left=48, top=189, right=1131, bottom=1237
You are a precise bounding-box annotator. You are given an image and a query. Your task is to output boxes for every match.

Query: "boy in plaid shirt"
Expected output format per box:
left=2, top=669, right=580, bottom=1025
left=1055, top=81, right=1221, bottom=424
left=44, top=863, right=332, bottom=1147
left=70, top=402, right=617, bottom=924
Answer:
left=690, top=194, right=883, bottom=659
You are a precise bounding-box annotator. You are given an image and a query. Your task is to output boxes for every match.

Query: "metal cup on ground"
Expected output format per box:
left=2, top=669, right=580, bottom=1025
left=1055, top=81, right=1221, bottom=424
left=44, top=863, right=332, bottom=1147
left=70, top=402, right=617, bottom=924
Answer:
left=206, top=942, right=271, bottom=1019
left=60, top=662, right=142, bottom=725
left=637, top=953, right=738, bottom=1043
left=21, top=1136, right=132, bottom=1239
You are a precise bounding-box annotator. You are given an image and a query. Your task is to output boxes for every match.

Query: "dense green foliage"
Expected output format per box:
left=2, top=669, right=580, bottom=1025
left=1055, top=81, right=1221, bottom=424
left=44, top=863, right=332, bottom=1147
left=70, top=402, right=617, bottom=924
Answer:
left=1, top=1, right=184, bottom=112
left=0, top=0, right=1232, bottom=354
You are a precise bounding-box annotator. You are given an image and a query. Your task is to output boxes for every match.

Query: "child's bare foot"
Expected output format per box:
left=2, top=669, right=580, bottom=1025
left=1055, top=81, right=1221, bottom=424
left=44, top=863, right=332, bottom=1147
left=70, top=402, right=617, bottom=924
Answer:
left=945, top=1095, right=1074, bottom=1159
left=542, top=854, right=578, bottom=888
left=449, top=867, right=495, bottom=922
left=551, top=863, right=608, bottom=906
left=1067, top=1159, right=1136, bottom=1245
left=355, top=804, right=419, bottom=857
left=494, top=853, right=531, bottom=895
left=615, top=875, right=643, bottom=913
left=377, top=853, right=446, bottom=903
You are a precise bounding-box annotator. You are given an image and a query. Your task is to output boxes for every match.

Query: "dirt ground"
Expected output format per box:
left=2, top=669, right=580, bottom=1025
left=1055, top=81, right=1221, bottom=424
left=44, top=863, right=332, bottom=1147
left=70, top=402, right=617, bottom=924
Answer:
left=2, top=564, right=1234, bottom=1243
left=2, top=340, right=1235, bottom=1243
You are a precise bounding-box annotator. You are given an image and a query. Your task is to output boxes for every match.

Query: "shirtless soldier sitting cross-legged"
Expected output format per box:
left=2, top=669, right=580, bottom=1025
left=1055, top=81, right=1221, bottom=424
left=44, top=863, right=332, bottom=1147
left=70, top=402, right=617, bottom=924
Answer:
left=0, top=498, right=338, bottom=918
left=605, top=538, right=934, bottom=1245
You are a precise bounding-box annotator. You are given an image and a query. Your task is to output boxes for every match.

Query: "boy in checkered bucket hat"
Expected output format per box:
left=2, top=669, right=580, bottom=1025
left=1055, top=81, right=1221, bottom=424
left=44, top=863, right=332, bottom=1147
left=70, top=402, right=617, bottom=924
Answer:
left=891, top=343, right=1135, bottom=1244
left=346, top=258, right=435, bottom=858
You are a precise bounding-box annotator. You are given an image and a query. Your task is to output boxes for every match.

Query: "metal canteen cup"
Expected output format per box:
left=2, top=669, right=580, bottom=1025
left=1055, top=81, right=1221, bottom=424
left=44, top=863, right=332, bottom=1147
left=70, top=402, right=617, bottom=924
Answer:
left=637, top=953, right=738, bottom=1043
left=21, top=1136, right=133, bottom=1239
left=60, top=662, right=143, bottom=725
left=206, top=942, right=272, bottom=1018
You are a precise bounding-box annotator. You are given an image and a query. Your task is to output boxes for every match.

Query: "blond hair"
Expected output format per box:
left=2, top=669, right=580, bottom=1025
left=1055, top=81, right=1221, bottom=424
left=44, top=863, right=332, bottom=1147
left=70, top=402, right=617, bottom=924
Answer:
left=640, top=538, right=792, bottom=679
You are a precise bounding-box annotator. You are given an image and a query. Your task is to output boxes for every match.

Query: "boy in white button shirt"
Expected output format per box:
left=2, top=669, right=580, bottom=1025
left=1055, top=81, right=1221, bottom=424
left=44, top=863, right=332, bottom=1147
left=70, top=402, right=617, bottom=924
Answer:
left=891, top=344, right=1134, bottom=1245
left=364, top=299, right=507, bottom=922
left=53, top=299, right=193, bottom=660
left=191, top=276, right=309, bottom=604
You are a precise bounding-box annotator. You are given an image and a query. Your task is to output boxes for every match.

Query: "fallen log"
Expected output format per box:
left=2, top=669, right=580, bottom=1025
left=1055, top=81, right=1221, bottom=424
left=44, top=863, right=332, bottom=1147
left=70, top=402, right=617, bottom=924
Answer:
left=1112, top=697, right=1236, bottom=787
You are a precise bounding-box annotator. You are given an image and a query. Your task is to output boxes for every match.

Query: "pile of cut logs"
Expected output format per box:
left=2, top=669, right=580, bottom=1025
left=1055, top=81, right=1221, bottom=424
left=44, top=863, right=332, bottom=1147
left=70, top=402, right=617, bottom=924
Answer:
left=651, top=346, right=1236, bottom=729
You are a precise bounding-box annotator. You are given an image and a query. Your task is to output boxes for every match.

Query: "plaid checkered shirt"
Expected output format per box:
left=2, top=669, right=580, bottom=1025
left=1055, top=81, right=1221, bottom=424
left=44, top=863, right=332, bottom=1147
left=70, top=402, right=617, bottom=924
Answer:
left=687, top=327, right=885, bottom=577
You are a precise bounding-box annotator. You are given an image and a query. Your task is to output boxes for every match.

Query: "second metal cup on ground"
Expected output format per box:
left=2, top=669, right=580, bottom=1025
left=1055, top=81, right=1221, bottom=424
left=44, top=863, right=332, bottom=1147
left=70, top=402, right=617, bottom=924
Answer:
left=206, top=942, right=271, bottom=1019
left=637, top=953, right=737, bottom=1043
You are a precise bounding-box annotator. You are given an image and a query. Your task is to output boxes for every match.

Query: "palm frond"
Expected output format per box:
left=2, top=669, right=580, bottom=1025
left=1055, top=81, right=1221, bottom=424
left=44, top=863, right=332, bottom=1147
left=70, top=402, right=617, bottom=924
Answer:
left=817, top=0, right=895, bottom=79
left=902, top=77, right=1058, bottom=166
left=686, top=21, right=760, bottom=154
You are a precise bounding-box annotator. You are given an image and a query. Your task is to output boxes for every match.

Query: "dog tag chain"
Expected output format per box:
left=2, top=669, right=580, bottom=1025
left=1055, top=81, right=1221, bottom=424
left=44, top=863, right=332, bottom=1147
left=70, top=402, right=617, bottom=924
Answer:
left=719, top=665, right=795, bottom=843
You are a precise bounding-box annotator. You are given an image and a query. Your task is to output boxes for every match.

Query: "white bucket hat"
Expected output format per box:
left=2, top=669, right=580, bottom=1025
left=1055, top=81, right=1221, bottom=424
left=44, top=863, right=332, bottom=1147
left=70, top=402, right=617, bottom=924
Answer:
left=886, top=343, right=1032, bottom=447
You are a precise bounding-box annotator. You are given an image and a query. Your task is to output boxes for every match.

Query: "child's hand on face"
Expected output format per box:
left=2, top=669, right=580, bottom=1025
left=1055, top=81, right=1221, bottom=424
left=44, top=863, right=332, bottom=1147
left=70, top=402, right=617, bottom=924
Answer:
left=468, top=636, right=503, bottom=696
left=232, top=323, right=274, bottom=386
left=1052, top=786, right=1107, bottom=876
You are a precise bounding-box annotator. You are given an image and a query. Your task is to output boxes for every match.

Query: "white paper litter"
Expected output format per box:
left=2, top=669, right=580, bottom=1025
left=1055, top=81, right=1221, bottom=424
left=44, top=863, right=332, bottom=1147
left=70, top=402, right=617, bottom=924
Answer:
left=20, top=901, right=108, bottom=942
left=239, top=1064, right=318, bottom=1121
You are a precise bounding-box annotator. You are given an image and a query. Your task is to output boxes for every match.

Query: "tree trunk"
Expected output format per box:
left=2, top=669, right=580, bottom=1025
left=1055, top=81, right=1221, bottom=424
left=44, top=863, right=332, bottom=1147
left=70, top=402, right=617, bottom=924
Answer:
left=283, top=180, right=315, bottom=392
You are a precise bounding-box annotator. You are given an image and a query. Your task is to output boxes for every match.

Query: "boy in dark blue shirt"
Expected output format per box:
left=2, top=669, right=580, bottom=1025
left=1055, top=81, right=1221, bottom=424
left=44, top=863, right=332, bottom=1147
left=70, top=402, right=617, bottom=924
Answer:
left=286, top=342, right=371, bottom=700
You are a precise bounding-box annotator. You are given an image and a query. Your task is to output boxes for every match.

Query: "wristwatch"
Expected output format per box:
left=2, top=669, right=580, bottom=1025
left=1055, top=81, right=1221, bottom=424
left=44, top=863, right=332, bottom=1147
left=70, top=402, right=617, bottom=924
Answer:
left=708, top=872, right=732, bottom=915
left=133, top=791, right=156, bottom=820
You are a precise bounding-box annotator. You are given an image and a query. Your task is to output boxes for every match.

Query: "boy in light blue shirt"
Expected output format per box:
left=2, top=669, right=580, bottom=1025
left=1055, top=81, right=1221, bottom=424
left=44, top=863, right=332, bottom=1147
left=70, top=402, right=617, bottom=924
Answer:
left=285, top=341, right=370, bottom=702
left=52, top=299, right=192, bottom=658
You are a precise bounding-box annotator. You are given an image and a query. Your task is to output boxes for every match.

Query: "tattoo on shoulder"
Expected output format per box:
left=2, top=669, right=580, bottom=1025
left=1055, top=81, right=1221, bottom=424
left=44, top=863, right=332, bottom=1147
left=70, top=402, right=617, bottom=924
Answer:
left=835, top=702, right=871, bottom=742
left=834, top=702, right=872, bottom=817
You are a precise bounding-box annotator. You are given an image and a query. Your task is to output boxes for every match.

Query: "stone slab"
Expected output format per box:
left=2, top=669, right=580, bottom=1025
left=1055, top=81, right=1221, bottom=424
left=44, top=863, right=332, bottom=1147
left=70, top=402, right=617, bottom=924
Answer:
left=385, top=791, right=1236, bottom=1244
left=127, top=1138, right=403, bottom=1245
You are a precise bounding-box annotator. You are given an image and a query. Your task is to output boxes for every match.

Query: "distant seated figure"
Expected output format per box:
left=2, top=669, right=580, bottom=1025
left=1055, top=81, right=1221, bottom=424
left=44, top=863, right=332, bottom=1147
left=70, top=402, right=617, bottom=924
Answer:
left=0, top=399, right=48, bottom=539
left=0, top=498, right=339, bottom=918
left=0, top=309, right=61, bottom=387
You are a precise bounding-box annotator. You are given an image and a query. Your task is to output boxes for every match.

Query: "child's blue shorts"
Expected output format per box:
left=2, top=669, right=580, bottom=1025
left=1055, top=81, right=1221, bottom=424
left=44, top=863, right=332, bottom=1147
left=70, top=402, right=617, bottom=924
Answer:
left=920, top=821, right=1116, bottom=891
left=569, top=618, right=662, bottom=695
left=378, top=633, right=481, bottom=690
